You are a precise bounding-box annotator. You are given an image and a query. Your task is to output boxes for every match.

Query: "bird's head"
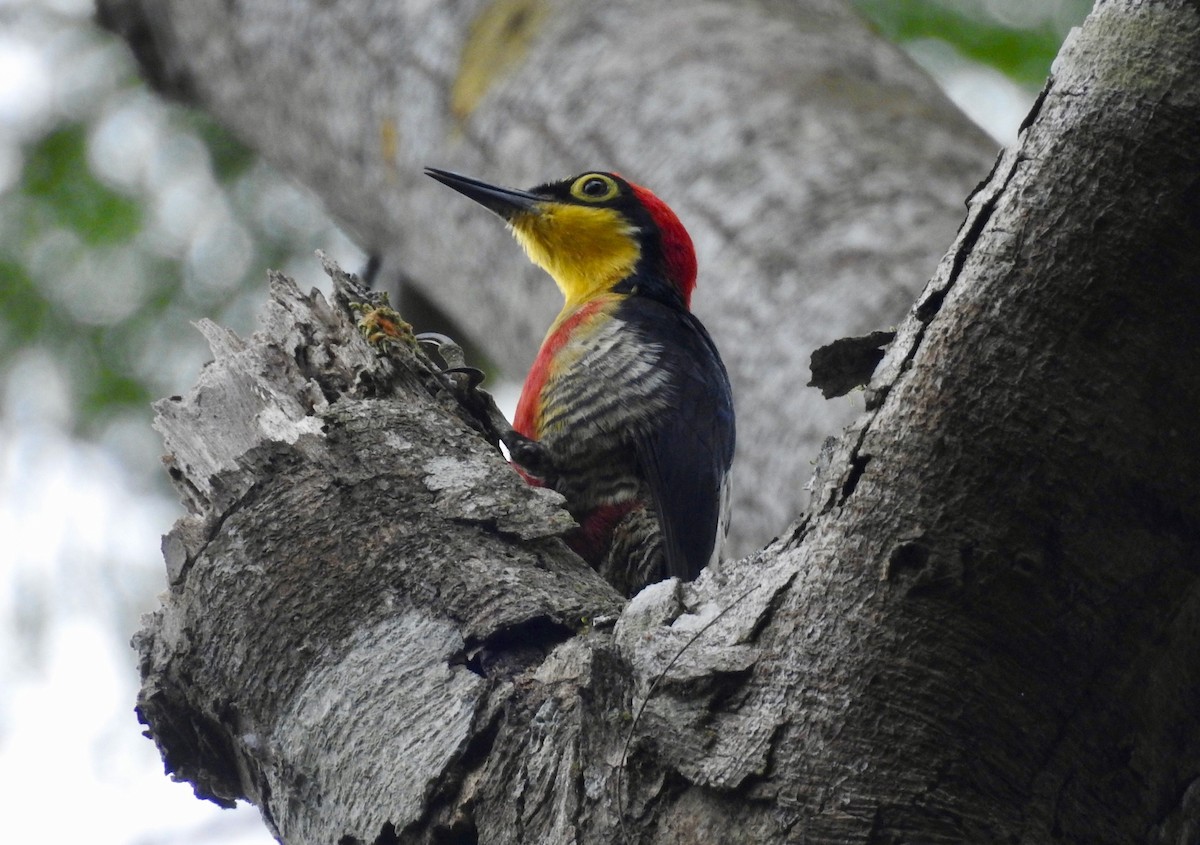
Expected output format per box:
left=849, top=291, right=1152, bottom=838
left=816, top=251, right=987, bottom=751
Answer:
left=426, top=168, right=697, bottom=310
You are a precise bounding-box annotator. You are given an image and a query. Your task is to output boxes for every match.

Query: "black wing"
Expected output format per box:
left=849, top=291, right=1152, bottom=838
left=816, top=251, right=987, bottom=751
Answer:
left=626, top=303, right=735, bottom=581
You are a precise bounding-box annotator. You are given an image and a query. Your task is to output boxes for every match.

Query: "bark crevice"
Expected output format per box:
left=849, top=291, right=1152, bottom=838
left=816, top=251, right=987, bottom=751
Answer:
left=124, top=1, right=1200, bottom=842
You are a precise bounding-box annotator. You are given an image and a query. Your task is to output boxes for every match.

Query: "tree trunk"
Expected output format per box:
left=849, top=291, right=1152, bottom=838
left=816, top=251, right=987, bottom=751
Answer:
left=97, top=0, right=997, bottom=556
left=129, top=0, right=1200, bottom=843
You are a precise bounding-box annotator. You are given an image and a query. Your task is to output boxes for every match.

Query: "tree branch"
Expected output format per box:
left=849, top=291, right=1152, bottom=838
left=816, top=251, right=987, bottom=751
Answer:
left=133, top=1, right=1200, bottom=843
left=139, top=260, right=622, bottom=838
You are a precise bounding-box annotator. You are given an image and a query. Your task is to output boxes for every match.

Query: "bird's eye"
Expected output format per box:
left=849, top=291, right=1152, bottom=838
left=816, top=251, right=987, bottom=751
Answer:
left=570, top=173, right=618, bottom=202
left=581, top=178, right=608, bottom=196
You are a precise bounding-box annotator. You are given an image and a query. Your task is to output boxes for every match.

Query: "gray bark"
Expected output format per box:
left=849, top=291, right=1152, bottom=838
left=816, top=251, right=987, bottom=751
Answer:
left=96, top=0, right=998, bottom=556
left=132, top=1, right=1200, bottom=842
left=143, top=261, right=624, bottom=833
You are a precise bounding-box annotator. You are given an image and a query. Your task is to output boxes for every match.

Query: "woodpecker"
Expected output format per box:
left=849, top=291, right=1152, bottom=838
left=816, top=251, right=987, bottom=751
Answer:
left=426, top=167, right=735, bottom=597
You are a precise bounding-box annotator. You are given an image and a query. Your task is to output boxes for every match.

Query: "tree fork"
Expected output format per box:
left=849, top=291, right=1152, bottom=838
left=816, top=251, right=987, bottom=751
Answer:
left=135, top=2, right=1200, bottom=843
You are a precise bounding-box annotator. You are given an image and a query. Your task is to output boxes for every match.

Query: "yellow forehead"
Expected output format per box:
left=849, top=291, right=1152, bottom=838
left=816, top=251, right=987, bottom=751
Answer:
left=509, top=203, right=641, bottom=308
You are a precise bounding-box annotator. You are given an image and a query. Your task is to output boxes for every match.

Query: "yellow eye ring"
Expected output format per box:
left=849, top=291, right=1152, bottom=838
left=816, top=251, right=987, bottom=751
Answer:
left=569, top=173, right=619, bottom=202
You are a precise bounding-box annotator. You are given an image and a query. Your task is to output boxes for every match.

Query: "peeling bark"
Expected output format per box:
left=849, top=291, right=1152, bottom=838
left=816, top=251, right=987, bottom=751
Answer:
left=131, top=1, right=1200, bottom=844
left=139, top=262, right=621, bottom=839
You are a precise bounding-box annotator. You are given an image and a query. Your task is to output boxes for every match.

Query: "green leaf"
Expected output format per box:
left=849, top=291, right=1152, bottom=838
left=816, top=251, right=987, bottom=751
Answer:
left=80, top=358, right=153, bottom=423
left=854, top=0, right=1091, bottom=87
left=21, top=123, right=142, bottom=246
left=0, top=256, right=51, bottom=350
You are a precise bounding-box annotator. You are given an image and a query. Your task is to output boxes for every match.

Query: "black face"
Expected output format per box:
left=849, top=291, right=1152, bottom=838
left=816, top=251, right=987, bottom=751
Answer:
left=529, top=172, right=657, bottom=233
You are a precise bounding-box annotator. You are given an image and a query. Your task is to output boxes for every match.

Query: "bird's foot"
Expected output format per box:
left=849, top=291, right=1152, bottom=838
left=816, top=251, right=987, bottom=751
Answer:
left=415, top=333, right=557, bottom=479
left=415, top=332, right=486, bottom=386
left=502, top=431, right=556, bottom=481
left=416, top=333, right=509, bottom=439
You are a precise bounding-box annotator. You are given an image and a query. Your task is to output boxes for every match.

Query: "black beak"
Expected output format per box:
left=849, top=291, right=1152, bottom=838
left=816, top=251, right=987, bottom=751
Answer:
left=425, top=168, right=543, bottom=220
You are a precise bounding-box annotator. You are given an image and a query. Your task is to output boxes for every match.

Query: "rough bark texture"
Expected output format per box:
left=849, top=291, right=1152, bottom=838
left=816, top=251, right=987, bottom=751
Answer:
left=96, top=0, right=998, bottom=556
left=140, top=260, right=625, bottom=839
left=133, top=1, right=1200, bottom=842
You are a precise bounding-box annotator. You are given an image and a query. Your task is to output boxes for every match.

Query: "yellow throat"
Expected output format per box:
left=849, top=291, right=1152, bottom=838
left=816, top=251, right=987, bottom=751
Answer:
left=509, top=203, right=641, bottom=310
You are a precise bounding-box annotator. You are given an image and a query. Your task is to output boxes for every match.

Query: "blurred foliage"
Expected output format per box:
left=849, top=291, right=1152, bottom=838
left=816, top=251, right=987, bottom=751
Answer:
left=21, top=125, right=142, bottom=246
left=854, top=0, right=1094, bottom=87
left=0, top=259, right=46, bottom=348
left=3, top=116, right=185, bottom=434
left=3, top=123, right=156, bottom=423
left=184, top=111, right=258, bottom=183
left=0, top=14, right=349, bottom=448
left=4, top=155, right=123, bottom=424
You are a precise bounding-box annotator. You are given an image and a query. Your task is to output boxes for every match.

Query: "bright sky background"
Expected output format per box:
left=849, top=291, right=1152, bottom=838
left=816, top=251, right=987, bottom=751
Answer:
left=0, top=2, right=1037, bottom=842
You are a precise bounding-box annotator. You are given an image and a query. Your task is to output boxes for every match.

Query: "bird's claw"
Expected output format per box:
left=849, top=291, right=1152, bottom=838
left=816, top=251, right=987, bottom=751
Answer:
left=442, top=366, right=486, bottom=389
left=416, top=332, right=469, bottom=370
left=415, top=333, right=484, bottom=390
left=413, top=332, right=511, bottom=446
left=377, top=324, right=540, bottom=470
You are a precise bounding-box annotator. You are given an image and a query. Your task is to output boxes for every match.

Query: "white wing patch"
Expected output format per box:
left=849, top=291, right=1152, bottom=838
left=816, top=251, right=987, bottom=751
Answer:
left=708, top=472, right=732, bottom=571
